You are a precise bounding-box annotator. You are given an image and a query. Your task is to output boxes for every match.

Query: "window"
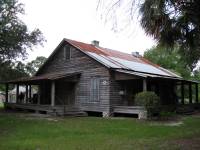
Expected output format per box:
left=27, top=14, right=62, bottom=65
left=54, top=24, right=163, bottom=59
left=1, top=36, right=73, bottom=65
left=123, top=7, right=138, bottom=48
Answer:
left=90, top=78, right=100, bottom=102
left=63, top=46, right=71, bottom=60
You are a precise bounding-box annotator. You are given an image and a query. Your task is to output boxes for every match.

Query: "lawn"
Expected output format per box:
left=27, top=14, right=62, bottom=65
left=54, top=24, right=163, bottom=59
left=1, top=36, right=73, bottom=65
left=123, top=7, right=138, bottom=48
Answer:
left=0, top=110, right=200, bottom=150
left=0, top=102, right=3, bottom=108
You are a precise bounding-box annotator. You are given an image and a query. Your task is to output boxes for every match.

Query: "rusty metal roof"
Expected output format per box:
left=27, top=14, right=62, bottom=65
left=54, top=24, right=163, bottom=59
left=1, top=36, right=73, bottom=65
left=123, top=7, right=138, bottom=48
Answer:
left=65, top=39, right=182, bottom=79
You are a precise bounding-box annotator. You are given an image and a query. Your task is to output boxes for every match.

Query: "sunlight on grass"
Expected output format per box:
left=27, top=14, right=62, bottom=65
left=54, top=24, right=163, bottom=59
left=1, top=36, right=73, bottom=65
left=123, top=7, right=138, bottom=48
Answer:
left=0, top=114, right=199, bottom=150
left=0, top=102, right=4, bottom=108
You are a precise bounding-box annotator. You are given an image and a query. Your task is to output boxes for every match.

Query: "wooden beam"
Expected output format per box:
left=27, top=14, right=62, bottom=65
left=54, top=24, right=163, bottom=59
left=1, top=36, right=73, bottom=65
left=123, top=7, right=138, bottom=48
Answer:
left=174, top=83, right=178, bottom=105
left=25, top=85, right=28, bottom=104
left=115, top=72, right=139, bottom=80
left=181, top=81, right=184, bottom=104
left=5, top=83, right=8, bottom=103
left=189, top=83, right=192, bottom=104
left=38, top=85, right=41, bottom=105
left=29, top=85, right=32, bottom=102
left=51, top=81, right=55, bottom=106
left=143, top=78, right=147, bottom=91
left=196, top=83, right=198, bottom=103
left=16, top=84, right=19, bottom=103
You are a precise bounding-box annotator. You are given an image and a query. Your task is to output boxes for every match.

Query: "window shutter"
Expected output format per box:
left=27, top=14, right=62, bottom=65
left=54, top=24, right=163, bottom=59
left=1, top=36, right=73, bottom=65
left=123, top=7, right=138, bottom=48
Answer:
left=63, top=46, right=71, bottom=60
left=90, top=78, right=100, bottom=102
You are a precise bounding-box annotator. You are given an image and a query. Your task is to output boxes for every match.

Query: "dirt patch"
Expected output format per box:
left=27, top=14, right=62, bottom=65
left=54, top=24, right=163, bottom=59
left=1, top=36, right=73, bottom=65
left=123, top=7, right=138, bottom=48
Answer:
left=0, top=108, right=61, bottom=122
left=163, top=121, right=183, bottom=126
left=149, top=120, right=183, bottom=126
left=146, top=115, right=184, bottom=126
left=172, top=137, right=200, bottom=150
left=20, top=113, right=62, bottom=122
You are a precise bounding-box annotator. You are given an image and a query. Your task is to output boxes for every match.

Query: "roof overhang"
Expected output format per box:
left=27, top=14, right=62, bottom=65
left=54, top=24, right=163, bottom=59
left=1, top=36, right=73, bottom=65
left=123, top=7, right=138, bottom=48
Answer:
left=114, top=69, right=199, bottom=83
left=115, top=69, right=181, bottom=79
left=2, top=72, right=81, bottom=84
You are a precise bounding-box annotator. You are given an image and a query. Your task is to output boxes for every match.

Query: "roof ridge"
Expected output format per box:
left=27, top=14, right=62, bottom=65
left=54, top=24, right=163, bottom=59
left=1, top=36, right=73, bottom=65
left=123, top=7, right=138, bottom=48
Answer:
left=65, top=38, right=139, bottom=58
left=62, top=38, right=181, bottom=78
left=101, top=47, right=133, bottom=56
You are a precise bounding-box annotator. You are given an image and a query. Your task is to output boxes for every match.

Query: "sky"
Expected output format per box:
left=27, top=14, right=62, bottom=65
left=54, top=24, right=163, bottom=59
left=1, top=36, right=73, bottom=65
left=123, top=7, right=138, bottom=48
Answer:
left=20, top=0, right=156, bottom=61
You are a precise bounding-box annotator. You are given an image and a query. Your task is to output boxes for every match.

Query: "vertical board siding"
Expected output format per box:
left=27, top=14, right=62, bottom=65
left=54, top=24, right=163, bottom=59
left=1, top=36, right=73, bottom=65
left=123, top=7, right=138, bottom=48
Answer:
left=110, top=79, right=123, bottom=106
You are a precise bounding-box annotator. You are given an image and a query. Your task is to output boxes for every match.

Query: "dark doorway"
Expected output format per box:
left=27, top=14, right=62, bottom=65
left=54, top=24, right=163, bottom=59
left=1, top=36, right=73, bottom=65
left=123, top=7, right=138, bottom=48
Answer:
left=55, top=81, right=76, bottom=105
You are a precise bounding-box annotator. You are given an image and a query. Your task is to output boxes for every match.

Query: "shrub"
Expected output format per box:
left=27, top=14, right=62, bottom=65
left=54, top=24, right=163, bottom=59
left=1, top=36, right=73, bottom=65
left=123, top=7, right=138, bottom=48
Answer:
left=135, top=91, right=160, bottom=118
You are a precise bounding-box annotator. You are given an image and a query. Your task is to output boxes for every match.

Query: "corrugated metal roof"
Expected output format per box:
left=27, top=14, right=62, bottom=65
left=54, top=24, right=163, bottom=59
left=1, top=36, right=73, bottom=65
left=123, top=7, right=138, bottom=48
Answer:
left=115, top=69, right=181, bottom=79
left=65, top=39, right=182, bottom=79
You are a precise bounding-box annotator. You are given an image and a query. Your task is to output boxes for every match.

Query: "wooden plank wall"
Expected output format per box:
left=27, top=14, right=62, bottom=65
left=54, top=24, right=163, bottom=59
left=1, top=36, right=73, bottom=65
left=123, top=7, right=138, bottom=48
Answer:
left=37, top=44, right=110, bottom=113
left=109, top=77, right=123, bottom=107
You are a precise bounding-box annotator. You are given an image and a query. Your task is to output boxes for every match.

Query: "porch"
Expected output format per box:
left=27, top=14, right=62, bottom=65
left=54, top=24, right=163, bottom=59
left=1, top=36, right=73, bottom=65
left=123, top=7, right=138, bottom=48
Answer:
left=112, top=70, right=199, bottom=116
left=3, top=72, right=85, bottom=116
left=4, top=103, right=85, bottom=116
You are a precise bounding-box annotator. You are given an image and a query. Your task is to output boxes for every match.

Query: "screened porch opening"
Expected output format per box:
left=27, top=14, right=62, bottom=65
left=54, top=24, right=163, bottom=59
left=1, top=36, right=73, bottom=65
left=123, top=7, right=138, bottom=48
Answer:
left=2, top=72, right=81, bottom=115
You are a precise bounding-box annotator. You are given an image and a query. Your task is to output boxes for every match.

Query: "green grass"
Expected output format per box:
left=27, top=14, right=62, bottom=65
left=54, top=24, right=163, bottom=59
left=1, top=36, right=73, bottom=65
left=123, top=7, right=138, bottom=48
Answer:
left=0, top=111, right=200, bottom=150
left=0, top=102, right=4, bottom=108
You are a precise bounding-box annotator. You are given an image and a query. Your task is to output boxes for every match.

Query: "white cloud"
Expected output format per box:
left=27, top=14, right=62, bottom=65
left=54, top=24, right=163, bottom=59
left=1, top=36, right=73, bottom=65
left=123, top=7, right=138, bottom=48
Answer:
left=20, top=0, right=155, bottom=61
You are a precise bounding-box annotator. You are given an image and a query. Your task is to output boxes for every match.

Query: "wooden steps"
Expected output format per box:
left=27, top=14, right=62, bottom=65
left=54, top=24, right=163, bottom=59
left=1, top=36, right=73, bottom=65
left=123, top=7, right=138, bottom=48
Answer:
left=113, top=106, right=147, bottom=119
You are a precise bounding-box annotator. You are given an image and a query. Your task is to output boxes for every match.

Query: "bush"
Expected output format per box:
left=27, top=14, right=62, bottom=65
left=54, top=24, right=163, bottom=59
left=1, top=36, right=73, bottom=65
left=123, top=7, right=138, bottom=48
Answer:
left=135, top=91, right=160, bottom=118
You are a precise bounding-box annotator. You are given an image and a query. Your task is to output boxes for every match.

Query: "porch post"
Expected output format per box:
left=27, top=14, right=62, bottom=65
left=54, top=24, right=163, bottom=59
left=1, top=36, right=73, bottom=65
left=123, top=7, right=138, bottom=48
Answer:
left=38, top=85, right=41, bottom=105
left=29, top=85, right=32, bottom=103
left=5, top=83, right=8, bottom=103
left=181, top=81, right=184, bottom=104
left=195, top=83, right=198, bottom=103
left=189, top=82, right=192, bottom=104
left=143, top=78, right=147, bottom=91
left=51, top=81, right=55, bottom=107
left=25, top=85, right=28, bottom=104
left=16, top=84, right=19, bottom=103
left=174, top=83, right=178, bottom=105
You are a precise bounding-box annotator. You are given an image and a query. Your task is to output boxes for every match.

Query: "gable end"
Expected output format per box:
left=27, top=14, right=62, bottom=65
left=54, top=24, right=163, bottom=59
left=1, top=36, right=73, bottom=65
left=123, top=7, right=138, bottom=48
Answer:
left=35, top=39, right=110, bottom=76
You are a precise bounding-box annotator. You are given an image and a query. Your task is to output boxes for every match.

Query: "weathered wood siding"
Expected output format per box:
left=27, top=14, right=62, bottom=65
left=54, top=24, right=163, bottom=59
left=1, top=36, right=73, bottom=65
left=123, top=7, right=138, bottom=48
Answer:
left=110, top=80, right=123, bottom=106
left=109, top=72, right=143, bottom=107
left=37, top=43, right=110, bottom=113
left=109, top=72, right=123, bottom=107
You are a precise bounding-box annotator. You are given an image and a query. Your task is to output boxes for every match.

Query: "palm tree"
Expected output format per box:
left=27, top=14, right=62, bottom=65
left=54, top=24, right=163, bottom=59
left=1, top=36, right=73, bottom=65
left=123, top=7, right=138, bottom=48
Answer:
left=140, top=0, right=200, bottom=70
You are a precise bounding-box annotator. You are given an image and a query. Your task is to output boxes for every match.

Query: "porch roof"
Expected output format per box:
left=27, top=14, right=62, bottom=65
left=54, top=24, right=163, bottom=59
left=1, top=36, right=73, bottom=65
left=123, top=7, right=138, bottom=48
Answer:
left=115, top=69, right=199, bottom=83
left=115, top=69, right=181, bottom=79
left=3, top=72, right=81, bottom=84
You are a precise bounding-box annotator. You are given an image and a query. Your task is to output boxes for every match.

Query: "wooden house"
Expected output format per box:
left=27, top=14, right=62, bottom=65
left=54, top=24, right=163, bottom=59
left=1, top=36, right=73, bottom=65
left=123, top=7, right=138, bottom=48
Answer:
left=3, top=38, right=199, bottom=118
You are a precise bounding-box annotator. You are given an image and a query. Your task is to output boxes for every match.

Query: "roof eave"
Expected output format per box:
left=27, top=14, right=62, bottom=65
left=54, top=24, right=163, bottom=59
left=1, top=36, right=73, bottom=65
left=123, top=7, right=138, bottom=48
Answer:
left=114, top=69, right=183, bottom=80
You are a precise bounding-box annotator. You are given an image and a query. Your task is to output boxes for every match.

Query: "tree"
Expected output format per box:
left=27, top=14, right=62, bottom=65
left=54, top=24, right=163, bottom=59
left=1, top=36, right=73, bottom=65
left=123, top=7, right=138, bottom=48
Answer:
left=140, top=0, right=200, bottom=70
left=98, top=0, right=200, bottom=70
left=144, top=46, right=191, bottom=79
left=0, top=61, right=29, bottom=91
left=0, top=61, right=28, bottom=81
left=0, top=0, right=44, bottom=83
left=26, top=56, right=47, bottom=75
left=0, top=56, right=46, bottom=91
left=0, top=0, right=44, bottom=62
